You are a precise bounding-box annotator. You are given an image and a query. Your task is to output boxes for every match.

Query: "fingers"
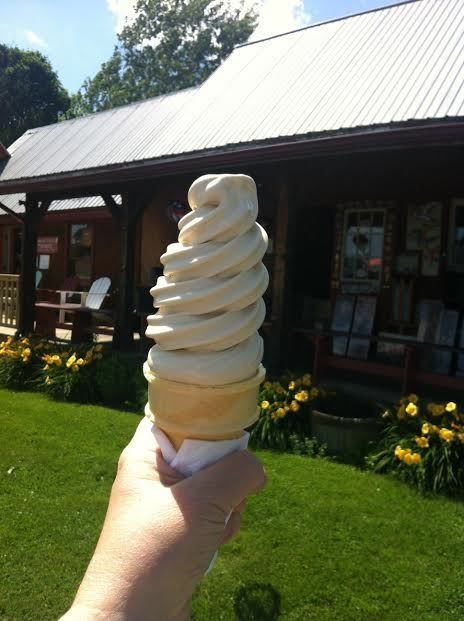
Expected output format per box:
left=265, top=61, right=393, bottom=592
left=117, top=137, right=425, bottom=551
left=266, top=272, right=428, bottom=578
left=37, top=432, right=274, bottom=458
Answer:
left=176, top=450, right=266, bottom=515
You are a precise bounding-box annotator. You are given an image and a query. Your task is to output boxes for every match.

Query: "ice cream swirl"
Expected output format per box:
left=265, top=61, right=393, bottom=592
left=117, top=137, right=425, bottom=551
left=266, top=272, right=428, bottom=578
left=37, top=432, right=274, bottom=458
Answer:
left=146, top=174, right=268, bottom=386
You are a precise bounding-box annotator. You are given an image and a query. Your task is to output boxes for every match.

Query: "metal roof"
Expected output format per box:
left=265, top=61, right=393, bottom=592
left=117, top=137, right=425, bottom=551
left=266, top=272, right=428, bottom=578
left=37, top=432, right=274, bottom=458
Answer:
left=0, top=0, right=463, bottom=188
left=0, top=193, right=119, bottom=215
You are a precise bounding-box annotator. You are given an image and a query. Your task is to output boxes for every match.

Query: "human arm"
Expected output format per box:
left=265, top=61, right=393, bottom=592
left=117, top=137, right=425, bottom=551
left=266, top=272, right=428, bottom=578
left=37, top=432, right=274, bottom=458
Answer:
left=61, top=418, right=266, bottom=621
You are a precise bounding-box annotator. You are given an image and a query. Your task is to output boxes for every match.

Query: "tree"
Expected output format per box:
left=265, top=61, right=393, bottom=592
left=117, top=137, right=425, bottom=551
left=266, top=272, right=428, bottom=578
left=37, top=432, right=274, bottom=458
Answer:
left=67, top=0, right=257, bottom=117
left=0, top=44, right=69, bottom=147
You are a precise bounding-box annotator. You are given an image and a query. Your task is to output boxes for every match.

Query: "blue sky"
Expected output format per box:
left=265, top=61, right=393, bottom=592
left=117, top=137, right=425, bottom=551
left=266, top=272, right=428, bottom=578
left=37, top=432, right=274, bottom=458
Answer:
left=0, top=0, right=400, bottom=94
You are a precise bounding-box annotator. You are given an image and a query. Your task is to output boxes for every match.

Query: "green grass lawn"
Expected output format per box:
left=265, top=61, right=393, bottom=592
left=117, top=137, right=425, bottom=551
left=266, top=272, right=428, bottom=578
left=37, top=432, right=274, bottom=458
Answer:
left=1, top=390, right=464, bottom=620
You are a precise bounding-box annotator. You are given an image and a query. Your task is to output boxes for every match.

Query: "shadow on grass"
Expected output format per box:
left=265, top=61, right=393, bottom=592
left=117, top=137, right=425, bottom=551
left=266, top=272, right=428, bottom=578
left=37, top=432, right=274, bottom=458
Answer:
left=233, top=582, right=281, bottom=620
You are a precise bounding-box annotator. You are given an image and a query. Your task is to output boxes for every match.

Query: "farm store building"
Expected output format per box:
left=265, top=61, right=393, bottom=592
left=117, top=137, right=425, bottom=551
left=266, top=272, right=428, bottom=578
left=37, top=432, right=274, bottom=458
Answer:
left=0, top=0, right=463, bottom=392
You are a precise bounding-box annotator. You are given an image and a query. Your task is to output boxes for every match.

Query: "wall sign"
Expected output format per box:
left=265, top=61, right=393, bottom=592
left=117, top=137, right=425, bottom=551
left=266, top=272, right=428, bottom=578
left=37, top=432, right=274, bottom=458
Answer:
left=37, top=236, right=59, bottom=254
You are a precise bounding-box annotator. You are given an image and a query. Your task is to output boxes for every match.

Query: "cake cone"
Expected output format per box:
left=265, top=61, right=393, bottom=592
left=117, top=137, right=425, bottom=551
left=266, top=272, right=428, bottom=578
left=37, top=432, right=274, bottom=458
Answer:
left=144, top=363, right=265, bottom=450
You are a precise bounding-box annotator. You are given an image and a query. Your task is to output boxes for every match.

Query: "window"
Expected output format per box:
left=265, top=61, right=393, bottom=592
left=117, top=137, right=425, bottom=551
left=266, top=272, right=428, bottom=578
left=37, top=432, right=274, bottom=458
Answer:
left=342, top=209, right=385, bottom=283
left=448, top=199, right=464, bottom=272
left=69, top=224, right=93, bottom=287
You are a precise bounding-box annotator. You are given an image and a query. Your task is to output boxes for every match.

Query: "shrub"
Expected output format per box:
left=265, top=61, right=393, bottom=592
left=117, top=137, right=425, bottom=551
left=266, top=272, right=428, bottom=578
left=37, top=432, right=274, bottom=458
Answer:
left=93, top=353, right=142, bottom=410
left=367, top=394, right=464, bottom=496
left=0, top=336, right=43, bottom=389
left=250, top=372, right=325, bottom=450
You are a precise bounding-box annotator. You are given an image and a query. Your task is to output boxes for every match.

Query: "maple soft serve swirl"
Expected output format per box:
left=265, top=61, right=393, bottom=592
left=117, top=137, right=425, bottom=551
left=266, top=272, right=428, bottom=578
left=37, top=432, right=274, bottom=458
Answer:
left=146, top=174, right=268, bottom=386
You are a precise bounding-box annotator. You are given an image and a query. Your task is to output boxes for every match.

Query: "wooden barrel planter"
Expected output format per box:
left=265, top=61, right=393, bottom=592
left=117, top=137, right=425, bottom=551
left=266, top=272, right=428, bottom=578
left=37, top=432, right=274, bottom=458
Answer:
left=311, top=409, right=382, bottom=455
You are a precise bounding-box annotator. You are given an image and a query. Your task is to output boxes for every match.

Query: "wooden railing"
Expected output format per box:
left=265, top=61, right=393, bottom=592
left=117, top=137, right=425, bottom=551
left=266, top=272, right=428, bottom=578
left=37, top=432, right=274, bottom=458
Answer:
left=0, top=274, right=20, bottom=328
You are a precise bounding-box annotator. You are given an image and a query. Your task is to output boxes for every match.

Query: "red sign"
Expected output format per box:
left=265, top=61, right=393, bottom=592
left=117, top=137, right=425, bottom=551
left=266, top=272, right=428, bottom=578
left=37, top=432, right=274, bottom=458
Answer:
left=37, top=236, right=59, bottom=254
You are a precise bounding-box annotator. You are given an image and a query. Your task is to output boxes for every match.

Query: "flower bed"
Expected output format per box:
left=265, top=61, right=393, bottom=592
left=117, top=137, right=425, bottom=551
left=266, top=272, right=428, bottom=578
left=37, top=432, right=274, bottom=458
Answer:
left=250, top=373, right=326, bottom=454
left=368, top=394, right=464, bottom=496
left=0, top=336, right=145, bottom=410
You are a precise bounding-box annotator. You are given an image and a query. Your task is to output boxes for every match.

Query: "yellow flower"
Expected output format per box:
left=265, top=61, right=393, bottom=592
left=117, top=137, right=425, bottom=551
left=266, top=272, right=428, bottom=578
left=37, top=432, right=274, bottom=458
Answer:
left=66, top=354, right=77, bottom=368
left=403, top=452, right=413, bottom=465
left=431, top=425, right=440, bottom=434
left=76, top=358, right=85, bottom=366
left=276, top=386, right=285, bottom=395
left=394, top=445, right=406, bottom=460
left=433, top=404, right=445, bottom=416
left=263, top=381, right=272, bottom=390
left=415, top=436, right=429, bottom=449
left=439, top=428, right=454, bottom=443
left=261, top=400, right=270, bottom=410
left=458, top=433, right=464, bottom=444
left=288, top=381, right=296, bottom=391
left=94, top=344, right=103, bottom=352
left=290, top=400, right=300, bottom=412
left=45, top=376, right=53, bottom=385
left=276, top=407, right=285, bottom=418
left=72, top=364, right=80, bottom=373
left=21, top=338, right=29, bottom=345
left=295, top=390, right=309, bottom=403
left=422, top=423, right=430, bottom=435
left=23, top=347, right=31, bottom=356
left=43, top=364, right=50, bottom=371
left=407, top=394, right=419, bottom=404
left=382, top=410, right=390, bottom=419
left=445, top=402, right=457, bottom=413
left=410, top=453, right=422, bottom=465
left=302, top=374, right=311, bottom=386
left=405, top=402, right=418, bottom=416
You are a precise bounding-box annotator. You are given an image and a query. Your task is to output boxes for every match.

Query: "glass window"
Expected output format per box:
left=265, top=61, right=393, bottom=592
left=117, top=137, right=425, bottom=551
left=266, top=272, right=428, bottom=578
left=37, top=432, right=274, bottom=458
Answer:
left=449, top=199, right=464, bottom=271
left=342, top=210, right=385, bottom=282
left=69, top=224, right=93, bottom=287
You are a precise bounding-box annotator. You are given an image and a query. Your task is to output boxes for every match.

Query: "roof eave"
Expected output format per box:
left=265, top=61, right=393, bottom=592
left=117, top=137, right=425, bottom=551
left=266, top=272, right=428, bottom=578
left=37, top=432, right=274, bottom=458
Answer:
left=1, top=119, right=463, bottom=195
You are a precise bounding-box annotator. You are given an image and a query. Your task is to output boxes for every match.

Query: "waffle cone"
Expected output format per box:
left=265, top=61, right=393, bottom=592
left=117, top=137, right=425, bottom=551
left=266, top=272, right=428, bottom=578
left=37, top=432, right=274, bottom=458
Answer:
left=143, top=362, right=265, bottom=449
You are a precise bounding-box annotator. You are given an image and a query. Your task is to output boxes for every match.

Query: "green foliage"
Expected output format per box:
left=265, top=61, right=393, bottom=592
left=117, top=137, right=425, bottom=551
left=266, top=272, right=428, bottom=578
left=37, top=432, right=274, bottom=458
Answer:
left=0, top=44, right=69, bottom=146
left=66, top=0, right=257, bottom=117
left=368, top=395, right=464, bottom=496
left=250, top=372, right=324, bottom=450
left=233, top=582, right=281, bottom=621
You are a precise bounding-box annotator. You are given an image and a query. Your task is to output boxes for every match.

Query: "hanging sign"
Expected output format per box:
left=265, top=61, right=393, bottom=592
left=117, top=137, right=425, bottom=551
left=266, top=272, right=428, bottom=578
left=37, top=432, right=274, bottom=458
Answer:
left=38, top=236, right=59, bottom=254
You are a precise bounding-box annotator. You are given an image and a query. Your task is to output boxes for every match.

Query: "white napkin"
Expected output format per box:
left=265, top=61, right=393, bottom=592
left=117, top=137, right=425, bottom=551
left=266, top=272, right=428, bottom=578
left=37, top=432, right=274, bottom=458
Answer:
left=151, top=425, right=249, bottom=573
left=152, top=426, right=249, bottom=476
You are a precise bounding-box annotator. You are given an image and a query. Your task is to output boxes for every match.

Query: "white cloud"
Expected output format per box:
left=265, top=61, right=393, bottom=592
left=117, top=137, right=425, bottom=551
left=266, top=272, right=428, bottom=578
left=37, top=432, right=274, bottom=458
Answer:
left=249, top=0, right=311, bottom=40
left=106, top=0, right=136, bottom=32
left=23, top=29, right=48, bottom=49
left=106, top=0, right=311, bottom=38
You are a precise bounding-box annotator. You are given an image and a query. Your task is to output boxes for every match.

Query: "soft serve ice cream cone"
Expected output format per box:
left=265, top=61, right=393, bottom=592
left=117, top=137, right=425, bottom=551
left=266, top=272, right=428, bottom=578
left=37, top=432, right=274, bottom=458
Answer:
left=144, top=173, right=268, bottom=450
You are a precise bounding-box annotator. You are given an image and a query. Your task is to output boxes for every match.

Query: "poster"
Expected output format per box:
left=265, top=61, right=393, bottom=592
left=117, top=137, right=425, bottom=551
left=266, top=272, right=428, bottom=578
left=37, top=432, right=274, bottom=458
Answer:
left=431, top=310, right=459, bottom=375
left=457, top=320, right=464, bottom=377
left=347, top=296, right=377, bottom=360
left=331, top=295, right=355, bottom=356
left=406, top=203, right=442, bottom=276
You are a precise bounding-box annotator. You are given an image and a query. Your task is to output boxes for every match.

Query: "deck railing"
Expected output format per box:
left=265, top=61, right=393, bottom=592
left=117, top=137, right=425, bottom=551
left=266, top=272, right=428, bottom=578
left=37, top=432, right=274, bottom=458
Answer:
left=0, top=274, right=20, bottom=328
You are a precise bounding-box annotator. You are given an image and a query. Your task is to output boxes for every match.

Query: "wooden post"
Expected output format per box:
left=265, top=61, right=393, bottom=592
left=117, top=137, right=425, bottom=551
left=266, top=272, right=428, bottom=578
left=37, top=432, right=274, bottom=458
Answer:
left=268, top=173, right=293, bottom=370
left=107, top=192, right=148, bottom=351
left=17, top=197, right=50, bottom=336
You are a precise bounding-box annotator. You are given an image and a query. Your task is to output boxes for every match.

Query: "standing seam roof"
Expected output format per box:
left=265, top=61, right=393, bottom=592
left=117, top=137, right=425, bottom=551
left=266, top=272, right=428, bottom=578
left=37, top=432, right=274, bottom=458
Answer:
left=0, top=0, right=463, bottom=185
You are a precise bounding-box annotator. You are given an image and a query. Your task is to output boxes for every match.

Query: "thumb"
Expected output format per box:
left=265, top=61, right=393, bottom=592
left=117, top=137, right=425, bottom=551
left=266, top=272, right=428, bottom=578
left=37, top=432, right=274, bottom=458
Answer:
left=174, top=450, right=266, bottom=515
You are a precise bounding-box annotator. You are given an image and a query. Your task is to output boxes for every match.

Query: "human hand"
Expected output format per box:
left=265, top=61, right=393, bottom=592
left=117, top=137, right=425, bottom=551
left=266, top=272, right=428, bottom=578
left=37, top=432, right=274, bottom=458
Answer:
left=61, top=417, right=266, bottom=621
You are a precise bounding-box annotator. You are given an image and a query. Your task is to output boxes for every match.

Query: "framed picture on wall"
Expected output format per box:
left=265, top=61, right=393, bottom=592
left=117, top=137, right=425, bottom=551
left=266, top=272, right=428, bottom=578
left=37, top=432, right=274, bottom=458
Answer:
left=406, top=202, right=442, bottom=276
left=448, top=199, right=464, bottom=272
